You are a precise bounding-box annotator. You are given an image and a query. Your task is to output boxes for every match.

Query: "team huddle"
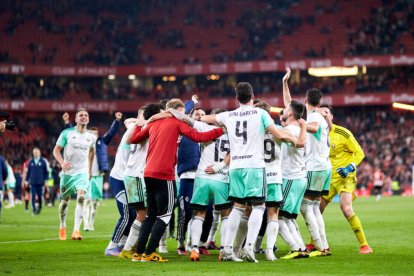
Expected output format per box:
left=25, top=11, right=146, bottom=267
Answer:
left=53, top=68, right=373, bottom=263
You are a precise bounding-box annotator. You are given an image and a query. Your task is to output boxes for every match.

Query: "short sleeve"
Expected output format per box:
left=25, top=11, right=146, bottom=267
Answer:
left=260, top=109, right=274, bottom=130
left=215, top=112, right=228, bottom=125
left=56, top=129, right=69, bottom=147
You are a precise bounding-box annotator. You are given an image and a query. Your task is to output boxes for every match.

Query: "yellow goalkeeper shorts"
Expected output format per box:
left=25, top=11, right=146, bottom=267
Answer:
left=323, top=173, right=357, bottom=202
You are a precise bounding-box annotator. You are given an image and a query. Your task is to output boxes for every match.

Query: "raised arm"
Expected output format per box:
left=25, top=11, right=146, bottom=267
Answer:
left=282, top=67, right=292, bottom=108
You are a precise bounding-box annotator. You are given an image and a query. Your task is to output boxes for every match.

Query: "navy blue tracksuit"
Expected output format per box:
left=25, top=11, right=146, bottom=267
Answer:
left=26, top=158, right=48, bottom=212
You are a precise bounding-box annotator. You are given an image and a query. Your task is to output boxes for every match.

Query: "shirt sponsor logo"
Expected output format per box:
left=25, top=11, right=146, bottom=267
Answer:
left=232, top=155, right=253, bottom=160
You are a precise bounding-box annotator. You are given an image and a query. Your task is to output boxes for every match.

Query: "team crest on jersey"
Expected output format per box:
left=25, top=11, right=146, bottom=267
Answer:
left=87, top=138, right=91, bottom=142
left=331, top=144, right=335, bottom=149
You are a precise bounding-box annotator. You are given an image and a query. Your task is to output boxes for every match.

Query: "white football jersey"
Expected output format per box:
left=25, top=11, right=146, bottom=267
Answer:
left=109, top=127, right=134, bottom=180
left=194, top=121, right=230, bottom=183
left=264, top=132, right=282, bottom=184
left=306, top=111, right=332, bottom=171
left=56, top=127, right=96, bottom=176
left=215, top=105, right=274, bottom=169
left=124, top=140, right=148, bottom=178
left=281, top=124, right=306, bottom=180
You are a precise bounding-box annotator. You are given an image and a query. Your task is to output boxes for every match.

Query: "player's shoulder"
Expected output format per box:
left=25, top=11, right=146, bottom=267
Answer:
left=61, top=126, right=75, bottom=135
left=332, top=124, right=352, bottom=139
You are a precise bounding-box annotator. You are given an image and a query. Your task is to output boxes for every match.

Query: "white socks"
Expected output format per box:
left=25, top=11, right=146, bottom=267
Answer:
left=288, top=218, right=306, bottom=251
left=83, top=199, right=91, bottom=229
left=7, top=191, right=14, bottom=206
left=233, top=215, right=248, bottom=252
left=207, top=210, right=220, bottom=243
left=313, top=200, right=329, bottom=249
left=59, top=200, right=69, bottom=228
left=301, top=199, right=323, bottom=250
left=185, top=218, right=193, bottom=249
left=190, top=216, right=205, bottom=251
left=224, top=207, right=244, bottom=252
left=124, top=220, right=142, bottom=251
left=74, top=196, right=85, bottom=232
left=220, top=216, right=228, bottom=247
left=266, top=220, right=279, bottom=250
left=89, top=200, right=98, bottom=228
left=245, top=206, right=265, bottom=249
left=160, top=229, right=168, bottom=247
left=278, top=218, right=299, bottom=251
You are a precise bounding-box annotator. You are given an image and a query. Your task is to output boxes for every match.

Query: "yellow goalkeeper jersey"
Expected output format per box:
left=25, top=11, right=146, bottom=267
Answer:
left=329, top=124, right=365, bottom=172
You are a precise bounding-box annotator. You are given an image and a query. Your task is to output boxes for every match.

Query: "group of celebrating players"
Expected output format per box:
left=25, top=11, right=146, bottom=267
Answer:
left=53, top=68, right=373, bottom=263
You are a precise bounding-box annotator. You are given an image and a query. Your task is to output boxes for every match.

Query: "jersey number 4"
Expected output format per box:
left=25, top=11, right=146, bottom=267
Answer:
left=236, top=120, right=247, bottom=144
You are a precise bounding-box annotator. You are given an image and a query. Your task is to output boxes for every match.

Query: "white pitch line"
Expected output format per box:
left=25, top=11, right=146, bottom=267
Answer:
left=0, top=224, right=57, bottom=228
left=0, top=234, right=110, bottom=244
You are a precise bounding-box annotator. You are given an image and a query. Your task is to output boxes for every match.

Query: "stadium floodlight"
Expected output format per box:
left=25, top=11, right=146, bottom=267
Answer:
left=128, top=74, right=136, bottom=80
left=108, top=75, right=115, bottom=80
left=392, top=102, right=414, bottom=111
left=270, top=107, right=283, bottom=113
left=308, top=66, right=358, bottom=77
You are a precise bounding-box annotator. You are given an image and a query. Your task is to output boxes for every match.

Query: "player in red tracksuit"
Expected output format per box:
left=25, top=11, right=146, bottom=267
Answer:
left=127, top=99, right=224, bottom=263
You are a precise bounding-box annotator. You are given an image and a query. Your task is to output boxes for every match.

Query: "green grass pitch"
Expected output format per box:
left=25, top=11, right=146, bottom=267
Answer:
left=1, top=196, right=413, bottom=275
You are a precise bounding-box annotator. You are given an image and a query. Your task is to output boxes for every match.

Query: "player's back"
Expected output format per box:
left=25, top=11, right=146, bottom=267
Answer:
left=125, top=139, right=148, bottom=178
left=194, top=121, right=229, bottom=182
left=110, top=127, right=133, bottom=180
left=264, top=132, right=282, bottom=184
left=216, top=105, right=273, bottom=170
left=281, top=124, right=306, bottom=180
left=306, top=111, right=331, bottom=171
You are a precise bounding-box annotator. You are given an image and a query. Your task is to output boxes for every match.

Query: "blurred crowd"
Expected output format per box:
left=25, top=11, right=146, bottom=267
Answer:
left=1, top=67, right=414, bottom=101
left=1, top=0, right=413, bottom=66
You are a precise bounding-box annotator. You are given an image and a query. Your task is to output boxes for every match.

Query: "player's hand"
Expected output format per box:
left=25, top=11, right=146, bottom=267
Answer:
left=115, top=112, right=123, bottom=121
left=135, top=118, right=146, bottom=127
left=0, top=120, right=6, bottom=133
left=318, top=108, right=329, bottom=118
left=283, top=67, right=291, bottom=83
left=204, top=165, right=215, bottom=174
left=62, top=113, right=70, bottom=124
left=336, top=163, right=356, bottom=178
left=192, top=95, right=199, bottom=104
left=221, top=126, right=227, bottom=133
left=205, top=161, right=226, bottom=174
left=62, top=162, right=72, bottom=172
left=298, top=118, right=306, bottom=127
left=89, top=171, right=92, bottom=180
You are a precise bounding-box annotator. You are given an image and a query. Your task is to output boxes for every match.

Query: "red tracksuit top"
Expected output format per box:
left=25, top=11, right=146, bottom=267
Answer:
left=129, top=117, right=223, bottom=180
